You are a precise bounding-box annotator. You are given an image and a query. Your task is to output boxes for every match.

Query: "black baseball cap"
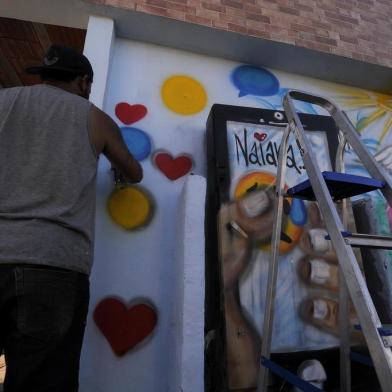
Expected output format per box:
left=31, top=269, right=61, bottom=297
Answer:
left=26, top=44, right=94, bottom=81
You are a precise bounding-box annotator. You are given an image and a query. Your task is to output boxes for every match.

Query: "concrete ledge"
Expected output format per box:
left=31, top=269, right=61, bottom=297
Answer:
left=0, top=0, right=92, bottom=29
left=95, top=4, right=392, bottom=94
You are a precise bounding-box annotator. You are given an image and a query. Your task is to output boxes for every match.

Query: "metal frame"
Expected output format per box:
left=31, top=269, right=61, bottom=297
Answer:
left=257, top=124, right=291, bottom=392
left=336, top=134, right=351, bottom=392
left=257, top=90, right=392, bottom=392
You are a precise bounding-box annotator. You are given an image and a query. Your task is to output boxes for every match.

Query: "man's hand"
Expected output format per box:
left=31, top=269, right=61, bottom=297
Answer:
left=90, top=105, right=143, bottom=183
left=111, top=166, right=128, bottom=187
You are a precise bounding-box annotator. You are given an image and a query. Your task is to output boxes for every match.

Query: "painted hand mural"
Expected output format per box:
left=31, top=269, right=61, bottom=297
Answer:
left=218, top=188, right=273, bottom=388
left=211, top=65, right=392, bottom=390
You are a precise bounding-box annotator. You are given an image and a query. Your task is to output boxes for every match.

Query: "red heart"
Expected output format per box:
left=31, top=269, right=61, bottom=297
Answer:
left=93, top=298, right=157, bottom=356
left=254, top=132, right=267, bottom=142
left=115, top=102, right=147, bottom=125
left=154, top=152, right=193, bottom=181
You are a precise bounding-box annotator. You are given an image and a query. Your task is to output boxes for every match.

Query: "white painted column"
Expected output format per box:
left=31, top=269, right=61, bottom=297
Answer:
left=83, top=15, right=115, bottom=109
left=79, top=16, right=115, bottom=391
left=178, top=175, right=206, bottom=392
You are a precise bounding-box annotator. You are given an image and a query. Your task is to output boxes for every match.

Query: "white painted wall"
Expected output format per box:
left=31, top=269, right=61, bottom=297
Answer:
left=1, top=1, right=391, bottom=389
left=178, top=175, right=206, bottom=392
left=84, top=16, right=115, bottom=110
left=79, top=35, right=392, bottom=392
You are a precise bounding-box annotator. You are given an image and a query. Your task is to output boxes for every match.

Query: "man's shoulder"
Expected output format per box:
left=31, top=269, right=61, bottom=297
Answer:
left=0, top=85, right=45, bottom=98
left=0, top=86, right=28, bottom=103
left=0, top=85, right=25, bottom=95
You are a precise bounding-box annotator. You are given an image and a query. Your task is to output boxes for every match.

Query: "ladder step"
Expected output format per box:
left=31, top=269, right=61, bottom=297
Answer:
left=286, top=171, right=384, bottom=201
left=260, top=356, right=323, bottom=392
left=350, top=351, right=374, bottom=368
left=325, top=232, right=392, bottom=250
left=354, top=324, right=392, bottom=348
left=354, top=324, right=392, bottom=336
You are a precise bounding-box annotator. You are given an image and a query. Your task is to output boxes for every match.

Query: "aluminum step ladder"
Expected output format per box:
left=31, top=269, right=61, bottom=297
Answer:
left=257, top=90, right=392, bottom=392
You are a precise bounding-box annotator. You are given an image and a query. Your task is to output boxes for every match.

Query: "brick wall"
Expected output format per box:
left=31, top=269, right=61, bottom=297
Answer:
left=88, top=0, right=392, bottom=68
left=0, top=17, right=86, bottom=87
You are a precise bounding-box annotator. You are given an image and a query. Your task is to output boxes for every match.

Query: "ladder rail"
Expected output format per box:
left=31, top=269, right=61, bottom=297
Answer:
left=257, top=125, right=292, bottom=392
left=283, top=90, right=392, bottom=392
left=336, top=134, right=351, bottom=392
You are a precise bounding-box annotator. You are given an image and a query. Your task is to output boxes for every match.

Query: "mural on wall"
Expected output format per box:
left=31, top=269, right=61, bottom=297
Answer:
left=231, top=65, right=279, bottom=98
left=85, top=39, right=392, bottom=392
left=215, top=65, right=392, bottom=390
left=94, top=298, right=158, bottom=356
left=91, top=72, right=200, bottom=376
left=332, top=87, right=392, bottom=217
left=152, top=150, right=193, bottom=181
left=115, top=102, right=152, bottom=161
left=218, top=118, right=338, bottom=389
left=115, top=102, right=148, bottom=125
left=232, top=64, right=316, bottom=113
left=92, top=101, right=158, bottom=366
left=106, top=102, right=155, bottom=230
left=120, top=126, right=152, bottom=161
left=332, top=87, right=392, bottom=139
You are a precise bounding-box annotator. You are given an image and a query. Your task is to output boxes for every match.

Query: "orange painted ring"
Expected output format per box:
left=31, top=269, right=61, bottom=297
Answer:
left=234, top=171, right=303, bottom=253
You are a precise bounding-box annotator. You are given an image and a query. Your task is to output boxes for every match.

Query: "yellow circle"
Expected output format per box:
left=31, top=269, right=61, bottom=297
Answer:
left=161, top=75, right=207, bottom=115
left=107, top=186, right=152, bottom=230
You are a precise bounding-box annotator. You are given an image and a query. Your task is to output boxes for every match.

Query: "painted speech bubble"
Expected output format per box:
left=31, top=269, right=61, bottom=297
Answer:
left=231, top=65, right=280, bottom=97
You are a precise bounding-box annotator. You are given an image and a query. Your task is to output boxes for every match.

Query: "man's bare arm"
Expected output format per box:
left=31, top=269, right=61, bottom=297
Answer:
left=90, top=105, right=143, bottom=183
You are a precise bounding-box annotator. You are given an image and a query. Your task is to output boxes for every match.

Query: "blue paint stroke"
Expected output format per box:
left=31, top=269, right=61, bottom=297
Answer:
left=255, top=88, right=318, bottom=114
left=231, top=65, right=280, bottom=97
left=290, top=198, right=307, bottom=226
left=120, top=127, right=152, bottom=161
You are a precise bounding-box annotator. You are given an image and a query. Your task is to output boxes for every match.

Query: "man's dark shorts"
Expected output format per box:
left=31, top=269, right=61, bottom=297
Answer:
left=0, top=264, right=89, bottom=392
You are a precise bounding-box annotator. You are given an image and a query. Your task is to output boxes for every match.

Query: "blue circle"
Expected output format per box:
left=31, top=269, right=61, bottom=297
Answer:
left=290, top=198, right=307, bottom=226
left=120, top=127, right=152, bottom=161
left=231, top=65, right=280, bottom=97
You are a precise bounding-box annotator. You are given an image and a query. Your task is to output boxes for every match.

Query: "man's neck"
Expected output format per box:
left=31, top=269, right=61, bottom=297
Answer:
left=43, top=81, right=78, bottom=96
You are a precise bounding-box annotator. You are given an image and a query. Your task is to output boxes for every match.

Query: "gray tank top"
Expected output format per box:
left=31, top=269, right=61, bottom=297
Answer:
left=0, top=84, right=97, bottom=275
